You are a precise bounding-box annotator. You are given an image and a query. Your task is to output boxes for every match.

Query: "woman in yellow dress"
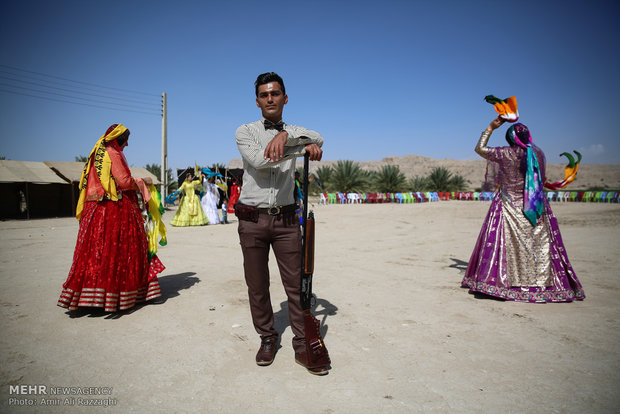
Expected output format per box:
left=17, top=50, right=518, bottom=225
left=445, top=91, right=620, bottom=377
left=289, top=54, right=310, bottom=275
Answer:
left=170, top=173, right=208, bottom=226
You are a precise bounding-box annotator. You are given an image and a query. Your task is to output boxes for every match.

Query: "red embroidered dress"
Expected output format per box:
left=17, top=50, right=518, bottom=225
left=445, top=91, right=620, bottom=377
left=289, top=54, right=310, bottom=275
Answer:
left=58, top=138, right=164, bottom=312
left=227, top=181, right=241, bottom=214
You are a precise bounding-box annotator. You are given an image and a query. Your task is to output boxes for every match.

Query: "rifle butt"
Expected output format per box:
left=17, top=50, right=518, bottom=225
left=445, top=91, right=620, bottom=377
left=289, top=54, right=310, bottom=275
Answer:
left=303, top=309, right=330, bottom=368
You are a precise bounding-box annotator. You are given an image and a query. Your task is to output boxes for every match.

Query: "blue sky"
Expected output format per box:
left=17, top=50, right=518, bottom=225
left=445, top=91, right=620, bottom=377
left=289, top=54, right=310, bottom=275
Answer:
left=1, top=0, right=619, bottom=173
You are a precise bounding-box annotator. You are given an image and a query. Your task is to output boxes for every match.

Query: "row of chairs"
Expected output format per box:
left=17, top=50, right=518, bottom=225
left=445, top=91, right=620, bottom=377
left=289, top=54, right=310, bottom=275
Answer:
left=318, top=191, right=620, bottom=204
left=453, top=192, right=495, bottom=201
left=318, top=192, right=488, bottom=204
left=319, top=192, right=440, bottom=204
left=546, top=191, right=620, bottom=202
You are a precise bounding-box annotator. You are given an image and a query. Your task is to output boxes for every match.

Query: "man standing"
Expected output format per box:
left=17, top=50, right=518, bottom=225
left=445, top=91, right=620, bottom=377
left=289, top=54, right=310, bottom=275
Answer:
left=235, top=72, right=328, bottom=375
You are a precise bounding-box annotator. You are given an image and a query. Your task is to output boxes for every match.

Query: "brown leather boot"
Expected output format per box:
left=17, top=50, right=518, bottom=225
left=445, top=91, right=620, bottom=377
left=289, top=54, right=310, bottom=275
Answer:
left=295, top=350, right=330, bottom=375
left=255, top=337, right=278, bottom=366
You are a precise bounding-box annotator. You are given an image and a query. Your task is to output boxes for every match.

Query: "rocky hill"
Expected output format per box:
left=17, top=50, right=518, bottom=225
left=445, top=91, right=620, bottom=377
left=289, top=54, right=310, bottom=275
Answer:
left=228, top=155, right=620, bottom=191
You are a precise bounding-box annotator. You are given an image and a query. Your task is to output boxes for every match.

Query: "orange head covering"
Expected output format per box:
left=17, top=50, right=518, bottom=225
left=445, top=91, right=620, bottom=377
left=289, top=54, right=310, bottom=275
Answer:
left=485, top=95, right=519, bottom=122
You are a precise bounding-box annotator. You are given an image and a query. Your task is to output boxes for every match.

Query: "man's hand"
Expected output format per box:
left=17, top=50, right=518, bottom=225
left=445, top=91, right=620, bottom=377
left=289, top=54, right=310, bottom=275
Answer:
left=264, top=131, right=288, bottom=162
left=304, top=143, right=323, bottom=161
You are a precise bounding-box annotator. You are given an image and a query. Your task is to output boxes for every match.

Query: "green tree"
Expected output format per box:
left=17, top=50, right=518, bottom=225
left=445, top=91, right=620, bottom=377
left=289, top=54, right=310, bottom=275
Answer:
left=313, top=165, right=333, bottom=192
left=427, top=167, right=452, bottom=191
left=449, top=174, right=467, bottom=192
left=408, top=175, right=430, bottom=191
left=145, top=163, right=178, bottom=193
left=293, top=167, right=321, bottom=195
left=364, top=170, right=378, bottom=191
left=426, top=167, right=467, bottom=192
left=374, top=165, right=407, bottom=193
left=75, top=155, right=88, bottom=162
left=207, top=163, right=226, bottom=173
left=330, top=160, right=369, bottom=193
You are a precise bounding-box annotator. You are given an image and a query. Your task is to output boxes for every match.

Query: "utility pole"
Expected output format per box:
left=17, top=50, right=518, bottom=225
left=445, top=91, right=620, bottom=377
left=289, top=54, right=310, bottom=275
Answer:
left=161, top=92, right=168, bottom=204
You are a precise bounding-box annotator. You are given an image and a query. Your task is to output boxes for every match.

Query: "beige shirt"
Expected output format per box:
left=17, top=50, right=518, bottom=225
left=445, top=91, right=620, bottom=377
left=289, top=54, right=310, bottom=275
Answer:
left=235, top=118, right=323, bottom=208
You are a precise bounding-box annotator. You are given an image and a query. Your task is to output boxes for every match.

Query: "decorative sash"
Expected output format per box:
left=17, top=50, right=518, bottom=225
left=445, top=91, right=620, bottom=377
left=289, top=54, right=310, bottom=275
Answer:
left=506, top=124, right=543, bottom=226
left=75, top=124, right=128, bottom=220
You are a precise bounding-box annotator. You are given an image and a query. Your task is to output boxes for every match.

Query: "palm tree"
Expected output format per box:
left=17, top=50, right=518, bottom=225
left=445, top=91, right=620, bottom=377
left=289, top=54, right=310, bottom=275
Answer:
left=449, top=174, right=467, bottom=192
left=313, top=165, right=333, bottom=192
left=426, top=167, right=467, bottom=192
left=330, top=160, right=369, bottom=193
left=426, top=167, right=452, bottom=191
left=145, top=163, right=178, bottom=193
left=364, top=170, right=378, bottom=192
left=294, top=167, right=323, bottom=195
left=208, top=163, right=227, bottom=174
left=408, top=175, right=430, bottom=192
left=374, top=165, right=407, bottom=193
left=74, top=155, right=88, bottom=162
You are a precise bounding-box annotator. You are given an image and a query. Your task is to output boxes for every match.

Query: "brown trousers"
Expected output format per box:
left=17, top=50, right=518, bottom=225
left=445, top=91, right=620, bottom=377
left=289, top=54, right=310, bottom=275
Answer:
left=238, top=213, right=305, bottom=353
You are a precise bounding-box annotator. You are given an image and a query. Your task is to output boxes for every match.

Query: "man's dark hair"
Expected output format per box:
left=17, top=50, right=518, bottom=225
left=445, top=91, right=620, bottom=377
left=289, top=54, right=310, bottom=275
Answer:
left=254, top=72, right=285, bottom=97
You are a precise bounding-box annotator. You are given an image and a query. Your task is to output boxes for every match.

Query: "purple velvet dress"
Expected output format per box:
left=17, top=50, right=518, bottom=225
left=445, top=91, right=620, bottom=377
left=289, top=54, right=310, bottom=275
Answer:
left=461, top=131, right=585, bottom=302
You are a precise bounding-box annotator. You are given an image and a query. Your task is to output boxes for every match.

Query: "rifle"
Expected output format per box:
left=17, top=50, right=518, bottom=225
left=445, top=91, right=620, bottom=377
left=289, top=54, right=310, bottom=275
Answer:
left=300, top=152, right=331, bottom=369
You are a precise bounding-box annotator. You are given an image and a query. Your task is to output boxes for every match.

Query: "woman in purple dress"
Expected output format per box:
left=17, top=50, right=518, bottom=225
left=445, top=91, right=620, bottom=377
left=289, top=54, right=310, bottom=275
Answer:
left=461, top=116, right=585, bottom=302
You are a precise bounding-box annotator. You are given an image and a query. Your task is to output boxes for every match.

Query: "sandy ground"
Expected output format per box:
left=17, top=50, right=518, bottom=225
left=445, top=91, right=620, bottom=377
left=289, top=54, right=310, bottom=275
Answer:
left=1, top=200, right=619, bottom=413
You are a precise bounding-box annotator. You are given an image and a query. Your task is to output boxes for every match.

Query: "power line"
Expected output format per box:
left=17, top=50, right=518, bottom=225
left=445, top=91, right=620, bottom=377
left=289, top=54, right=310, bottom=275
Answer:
left=0, top=88, right=161, bottom=116
left=0, top=69, right=160, bottom=106
left=0, top=76, right=160, bottom=110
left=0, top=64, right=160, bottom=98
left=0, top=82, right=161, bottom=113
left=0, top=74, right=160, bottom=109
left=0, top=64, right=163, bottom=116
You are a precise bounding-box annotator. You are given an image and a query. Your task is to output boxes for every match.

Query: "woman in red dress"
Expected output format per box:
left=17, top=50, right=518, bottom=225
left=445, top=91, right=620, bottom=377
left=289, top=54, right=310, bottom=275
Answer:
left=58, top=124, right=164, bottom=312
left=227, top=178, right=241, bottom=214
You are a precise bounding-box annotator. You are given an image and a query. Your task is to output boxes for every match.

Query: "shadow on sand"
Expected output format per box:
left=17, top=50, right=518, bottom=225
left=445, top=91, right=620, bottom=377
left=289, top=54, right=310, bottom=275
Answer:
left=66, top=272, right=200, bottom=319
left=270, top=296, right=338, bottom=350
left=450, top=258, right=507, bottom=302
left=449, top=257, right=469, bottom=273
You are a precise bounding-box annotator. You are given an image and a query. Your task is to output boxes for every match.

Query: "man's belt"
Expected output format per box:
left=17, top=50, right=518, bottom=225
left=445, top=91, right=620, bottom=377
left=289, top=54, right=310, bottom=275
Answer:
left=235, top=203, right=297, bottom=222
left=258, top=204, right=297, bottom=216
